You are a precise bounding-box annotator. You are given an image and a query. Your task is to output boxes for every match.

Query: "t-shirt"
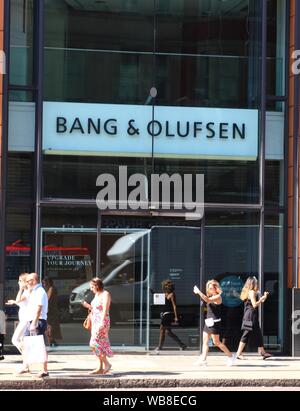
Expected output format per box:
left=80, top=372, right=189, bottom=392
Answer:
left=26, top=284, right=48, bottom=321
left=18, top=289, right=30, bottom=323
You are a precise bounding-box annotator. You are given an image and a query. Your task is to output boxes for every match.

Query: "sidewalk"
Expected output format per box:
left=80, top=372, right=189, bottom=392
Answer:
left=1, top=351, right=300, bottom=389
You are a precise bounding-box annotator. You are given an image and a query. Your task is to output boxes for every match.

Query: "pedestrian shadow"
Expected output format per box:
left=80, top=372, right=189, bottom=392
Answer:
left=233, top=364, right=287, bottom=368
left=107, top=371, right=180, bottom=377
left=49, top=370, right=180, bottom=378
left=264, top=358, right=300, bottom=362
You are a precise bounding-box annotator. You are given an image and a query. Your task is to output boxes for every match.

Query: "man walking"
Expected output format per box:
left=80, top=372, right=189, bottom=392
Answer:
left=24, top=273, right=49, bottom=378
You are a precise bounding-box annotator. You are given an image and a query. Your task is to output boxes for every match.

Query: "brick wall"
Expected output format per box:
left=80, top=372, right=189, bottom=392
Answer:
left=0, top=0, right=4, bottom=203
left=288, top=0, right=300, bottom=287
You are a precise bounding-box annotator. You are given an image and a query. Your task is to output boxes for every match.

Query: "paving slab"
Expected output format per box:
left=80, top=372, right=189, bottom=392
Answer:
left=1, top=352, right=300, bottom=389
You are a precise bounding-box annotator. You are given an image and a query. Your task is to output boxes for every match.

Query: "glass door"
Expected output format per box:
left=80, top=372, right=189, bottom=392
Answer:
left=41, top=227, right=149, bottom=348
left=148, top=226, right=201, bottom=351
left=41, top=228, right=97, bottom=347
left=99, top=229, right=149, bottom=347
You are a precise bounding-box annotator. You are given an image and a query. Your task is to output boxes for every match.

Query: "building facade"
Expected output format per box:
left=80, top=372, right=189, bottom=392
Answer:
left=0, top=0, right=299, bottom=353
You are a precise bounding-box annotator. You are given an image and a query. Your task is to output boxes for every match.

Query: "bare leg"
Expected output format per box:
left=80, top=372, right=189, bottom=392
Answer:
left=200, top=332, right=210, bottom=360
left=166, top=327, right=185, bottom=348
left=236, top=341, right=246, bottom=358
left=102, top=354, right=112, bottom=374
left=158, top=325, right=166, bottom=349
left=212, top=335, right=232, bottom=357
left=89, top=350, right=103, bottom=374
left=258, top=347, right=272, bottom=358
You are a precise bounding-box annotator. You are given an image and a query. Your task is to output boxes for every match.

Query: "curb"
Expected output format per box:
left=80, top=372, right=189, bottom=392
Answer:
left=1, top=377, right=300, bottom=390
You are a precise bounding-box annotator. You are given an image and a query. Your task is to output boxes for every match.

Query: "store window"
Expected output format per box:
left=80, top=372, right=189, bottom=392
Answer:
left=4, top=208, right=33, bottom=325
left=264, top=214, right=285, bottom=351
left=10, top=0, right=34, bottom=86
left=42, top=0, right=282, bottom=204
left=205, top=212, right=259, bottom=350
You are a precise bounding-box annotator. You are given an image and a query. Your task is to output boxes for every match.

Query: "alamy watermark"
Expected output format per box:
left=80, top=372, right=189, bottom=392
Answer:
left=292, top=50, right=300, bottom=75
left=0, top=51, right=6, bottom=75
left=292, top=310, right=300, bottom=335
left=96, top=166, right=204, bottom=220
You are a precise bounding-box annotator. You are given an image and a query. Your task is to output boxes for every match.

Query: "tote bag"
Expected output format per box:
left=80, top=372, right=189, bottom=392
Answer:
left=23, top=335, right=47, bottom=365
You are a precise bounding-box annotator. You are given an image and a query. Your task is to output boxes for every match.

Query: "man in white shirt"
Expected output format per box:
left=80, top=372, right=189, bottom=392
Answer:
left=23, top=273, right=49, bottom=378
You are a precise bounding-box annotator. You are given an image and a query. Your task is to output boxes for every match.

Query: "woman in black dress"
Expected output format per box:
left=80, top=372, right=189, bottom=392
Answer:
left=154, top=279, right=187, bottom=353
left=193, top=280, right=236, bottom=366
left=236, top=276, right=272, bottom=360
left=42, top=277, right=62, bottom=346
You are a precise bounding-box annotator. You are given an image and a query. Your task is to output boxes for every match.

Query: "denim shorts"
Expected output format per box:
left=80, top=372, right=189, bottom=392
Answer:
left=24, top=319, right=48, bottom=343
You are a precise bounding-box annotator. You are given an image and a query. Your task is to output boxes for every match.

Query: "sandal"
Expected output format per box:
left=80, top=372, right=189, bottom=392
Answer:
left=16, top=368, right=30, bottom=376
left=89, top=369, right=103, bottom=375
left=103, top=364, right=112, bottom=374
left=37, top=372, right=49, bottom=378
left=262, top=353, right=272, bottom=360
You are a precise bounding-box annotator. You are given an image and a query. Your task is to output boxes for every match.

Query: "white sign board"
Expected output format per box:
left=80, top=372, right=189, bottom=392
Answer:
left=153, top=293, right=166, bottom=306
left=43, top=102, right=259, bottom=160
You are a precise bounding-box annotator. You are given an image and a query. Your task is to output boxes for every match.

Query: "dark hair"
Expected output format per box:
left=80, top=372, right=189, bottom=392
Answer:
left=161, top=279, right=175, bottom=293
left=91, top=277, right=104, bottom=291
left=42, top=277, right=53, bottom=287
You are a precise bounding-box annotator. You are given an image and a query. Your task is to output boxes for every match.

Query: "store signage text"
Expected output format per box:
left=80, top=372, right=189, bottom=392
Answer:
left=43, top=102, right=259, bottom=160
left=45, top=255, right=92, bottom=268
left=56, top=117, right=246, bottom=140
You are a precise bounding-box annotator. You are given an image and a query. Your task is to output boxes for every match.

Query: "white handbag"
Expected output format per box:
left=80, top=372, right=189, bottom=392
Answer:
left=205, top=318, right=215, bottom=327
left=23, top=335, right=47, bottom=365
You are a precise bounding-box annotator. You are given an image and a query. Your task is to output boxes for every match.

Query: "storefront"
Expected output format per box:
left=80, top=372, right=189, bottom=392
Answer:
left=0, top=0, right=290, bottom=352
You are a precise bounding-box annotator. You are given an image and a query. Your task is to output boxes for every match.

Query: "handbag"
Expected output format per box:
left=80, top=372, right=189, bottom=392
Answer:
left=23, top=335, right=47, bottom=365
left=83, top=313, right=92, bottom=330
left=205, top=317, right=215, bottom=327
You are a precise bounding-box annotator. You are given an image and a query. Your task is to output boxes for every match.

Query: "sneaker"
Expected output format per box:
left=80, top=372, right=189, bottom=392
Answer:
left=179, top=344, right=187, bottom=351
left=196, top=357, right=207, bottom=366
left=0, top=356, right=4, bottom=361
left=227, top=353, right=237, bottom=367
left=153, top=347, right=162, bottom=355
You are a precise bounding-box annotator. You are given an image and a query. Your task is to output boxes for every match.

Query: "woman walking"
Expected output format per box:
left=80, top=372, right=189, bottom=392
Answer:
left=6, top=273, right=30, bottom=355
left=42, top=277, right=62, bottom=347
left=236, top=276, right=272, bottom=360
left=154, top=279, right=187, bottom=353
left=82, top=278, right=113, bottom=374
left=193, top=280, right=236, bottom=366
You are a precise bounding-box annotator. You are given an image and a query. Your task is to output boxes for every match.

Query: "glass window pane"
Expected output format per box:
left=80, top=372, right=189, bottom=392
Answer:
left=10, top=0, right=34, bottom=86
left=205, top=212, right=259, bottom=351
left=4, top=207, right=33, bottom=325
left=264, top=213, right=284, bottom=352
left=8, top=91, right=35, bottom=202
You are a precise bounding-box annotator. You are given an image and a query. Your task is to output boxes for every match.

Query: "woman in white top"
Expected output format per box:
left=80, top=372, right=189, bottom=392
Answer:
left=82, top=278, right=113, bottom=375
left=6, top=272, right=30, bottom=354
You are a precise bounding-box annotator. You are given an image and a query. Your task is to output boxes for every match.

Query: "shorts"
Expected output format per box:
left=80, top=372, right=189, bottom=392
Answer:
left=203, top=322, right=222, bottom=336
left=160, top=312, right=174, bottom=327
left=24, top=319, right=48, bottom=343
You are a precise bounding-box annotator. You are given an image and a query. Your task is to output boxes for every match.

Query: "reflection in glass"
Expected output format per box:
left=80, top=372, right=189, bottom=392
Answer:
left=10, top=0, right=34, bottom=86
left=205, top=212, right=259, bottom=351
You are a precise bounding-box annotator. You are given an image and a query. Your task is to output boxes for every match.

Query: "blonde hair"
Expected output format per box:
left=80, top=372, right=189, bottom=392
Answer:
left=206, top=280, right=222, bottom=297
left=240, top=276, right=258, bottom=301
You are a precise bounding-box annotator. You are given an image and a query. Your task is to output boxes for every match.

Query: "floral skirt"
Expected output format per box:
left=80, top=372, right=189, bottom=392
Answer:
left=90, top=324, right=113, bottom=358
